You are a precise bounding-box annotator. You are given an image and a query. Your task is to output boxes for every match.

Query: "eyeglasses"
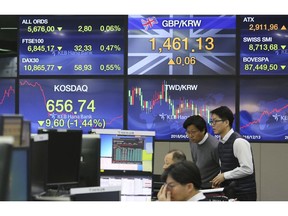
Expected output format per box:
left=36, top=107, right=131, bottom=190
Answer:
left=209, top=119, right=224, bottom=125
left=165, top=182, right=180, bottom=190
left=185, top=130, right=199, bottom=136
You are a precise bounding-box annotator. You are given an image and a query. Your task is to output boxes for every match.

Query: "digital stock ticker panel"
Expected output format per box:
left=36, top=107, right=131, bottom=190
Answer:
left=0, top=14, right=288, bottom=142
left=128, top=15, right=236, bottom=75
left=19, top=78, right=124, bottom=133
left=240, top=15, right=288, bottom=75
left=19, top=15, right=125, bottom=75
left=128, top=78, right=236, bottom=140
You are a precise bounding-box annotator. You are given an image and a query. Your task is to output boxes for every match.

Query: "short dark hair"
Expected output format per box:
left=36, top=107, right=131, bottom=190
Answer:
left=161, top=160, right=202, bottom=190
left=210, top=106, right=234, bottom=128
left=183, top=115, right=207, bottom=133
left=167, top=149, right=186, bottom=162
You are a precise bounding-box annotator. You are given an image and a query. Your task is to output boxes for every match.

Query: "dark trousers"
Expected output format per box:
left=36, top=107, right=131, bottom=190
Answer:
left=236, top=193, right=257, bottom=201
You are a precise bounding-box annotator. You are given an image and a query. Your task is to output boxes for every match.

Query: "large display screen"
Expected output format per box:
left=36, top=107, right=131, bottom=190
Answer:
left=128, top=78, right=236, bottom=140
left=240, top=15, right=288, bottom=75
left=128, top=15, right=236, bottom=75
left=19, top=78, right=124, bottom=133
left=240, top=78, right=288, bottom=142
left=19, top=15, right=125, bottom=75
left=0, top=79, right=15, bottom=114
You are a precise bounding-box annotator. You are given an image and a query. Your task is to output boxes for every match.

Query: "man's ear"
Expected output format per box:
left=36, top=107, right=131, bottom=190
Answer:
left=186, top=182, right=194, bottom=192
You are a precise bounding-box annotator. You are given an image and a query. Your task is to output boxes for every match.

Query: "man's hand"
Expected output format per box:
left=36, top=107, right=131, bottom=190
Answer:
left=157, top=184, right=171, bottom=201
left=211, top=173, right=225, bottom=188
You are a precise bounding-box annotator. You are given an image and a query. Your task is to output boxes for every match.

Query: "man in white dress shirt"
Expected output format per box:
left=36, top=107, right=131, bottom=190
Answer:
left=210, top=106, right=257, bottom=201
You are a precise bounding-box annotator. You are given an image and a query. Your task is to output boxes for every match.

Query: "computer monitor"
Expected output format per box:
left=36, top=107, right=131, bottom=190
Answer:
left=70, top=186, right=121, bottom=201
left=93, top=129, right=155, bottom=172
left=30, top=134, right=48, bottom=197
left=78, top=134, right=101, bottom=187
left=7, top=147, right=29, bottom=201
left=100, top=174, right=152, bottom=201
left=0, top=137, right=13, bottom=200
left=38, top=129, right=83, bottom=188
left=0, top=114, right=23, bottom=147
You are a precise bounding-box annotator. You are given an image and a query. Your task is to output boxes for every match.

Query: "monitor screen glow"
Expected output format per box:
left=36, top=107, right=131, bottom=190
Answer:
left=100, top=175, right=152, bottom=201
left=100, top=133, right=154, bottom=172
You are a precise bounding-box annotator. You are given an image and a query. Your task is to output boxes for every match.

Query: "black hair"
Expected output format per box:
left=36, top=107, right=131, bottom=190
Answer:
left=183, top=115, right=207, bottom=133
left=161, top=160, right=202, bottom=190
left=210, top=106, right=234, bottom=128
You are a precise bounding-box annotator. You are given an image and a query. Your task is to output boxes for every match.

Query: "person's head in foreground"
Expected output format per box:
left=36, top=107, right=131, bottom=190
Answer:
left=158, top=160, right=204, bottom=201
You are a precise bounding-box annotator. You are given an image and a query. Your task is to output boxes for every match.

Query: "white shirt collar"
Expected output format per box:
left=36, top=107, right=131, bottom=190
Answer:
left=187, top=191, right=206, bottom=201
left=198, top=133, right=208, bottom=145
left=220, top=128, right=234, bottom=143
